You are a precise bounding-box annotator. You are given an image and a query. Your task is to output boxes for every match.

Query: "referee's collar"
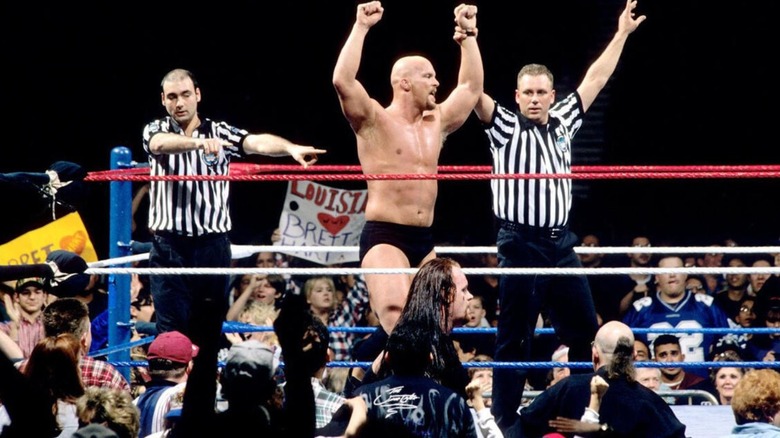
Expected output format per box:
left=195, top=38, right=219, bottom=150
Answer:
left=516, top=110, right=561, bottom=130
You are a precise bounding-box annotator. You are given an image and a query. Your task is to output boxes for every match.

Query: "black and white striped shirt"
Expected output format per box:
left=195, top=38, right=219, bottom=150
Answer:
left=484, top=93, right=584, bottom=228
left=142, top=116, right=248, bottom=237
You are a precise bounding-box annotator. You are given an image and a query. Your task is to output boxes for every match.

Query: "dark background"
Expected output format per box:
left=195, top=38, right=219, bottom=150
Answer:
left=2, top=0, right=778, bottom=259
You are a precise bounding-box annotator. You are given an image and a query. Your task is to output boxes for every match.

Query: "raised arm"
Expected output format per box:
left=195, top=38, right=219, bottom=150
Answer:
left=440, top=4, right=484, bottom=135
left=332, top=1, right=384, bottom=131
left=577, top=0, right=646, bottom=112
left=474, top=92, right=496, bottom=125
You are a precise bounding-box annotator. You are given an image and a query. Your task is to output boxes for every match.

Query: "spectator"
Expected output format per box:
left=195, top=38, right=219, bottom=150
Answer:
left=354, top=320, right=477, bottom=437
left=0, top=250, right=91, bottom=300
left=304, top=275, right=369, bottom=361
left=134, top=331, right=197, bottom=438
left=513, top=321, right=685, bottom=438
left=715, top=256, right=750, bottom=322
left=747, top=256, right=773, bottom=297
left=16, top=298, right=131, bottom=392
left=466, top=295, right=491, bottom=329
left=0, top=277, right=47, bottom=358
left=651, top=334, right=717, bottom=405
left=378, top=257, right=473, bottom=395
left=468, top=253, right=499, bottom=328
left=76, top=386, right=140, bottom=438
left=623, top=254, right=733, bottom=371
left=466, top=357, right=502, bottom=438
left=305, top=315, right=345, bottom=428
left=580, top=233, right=627, bottom=325
left=0, top=283, right=14, bottom=323
left=23, top=333, right=85, bottom=437
left=634, top=339, right=650, bottom=362
left=722, top=369, right=780, bottom=437
left=547, top=345, right=571, bottom=388
left=686, top=274, right=708, bottom=295
left=214, top=340, right=283, bottom=436
left=72, top=423, right=119, bottom=438
left=744, top=297, right=780, bottom=362
left=226, top=274, right=285, bottom=321
left=696, top=245, right=727, bottom=295
left=635, top=367, right=662, bottom=392
left=0, top=332, right=59, bottom=437
left=617, top=235, right=657, bottom=318
left=710, top=351, right=746, bottom=406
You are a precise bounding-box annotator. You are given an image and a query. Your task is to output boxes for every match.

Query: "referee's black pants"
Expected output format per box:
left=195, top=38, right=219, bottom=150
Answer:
left=150, top=231, right=231, bottom=436
left=490, top=222, right=599, bottom=433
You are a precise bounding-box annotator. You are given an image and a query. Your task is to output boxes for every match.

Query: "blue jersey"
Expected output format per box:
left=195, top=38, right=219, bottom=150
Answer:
left=623, top=291, right=733, bottom=363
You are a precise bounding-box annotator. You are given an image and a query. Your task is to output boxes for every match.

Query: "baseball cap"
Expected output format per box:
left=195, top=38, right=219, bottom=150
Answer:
left=15, top=277, right=45, bottom=292
left=147, top=331, right=199, bottom=363
left=45, top=250, right=90, bottom=297
left=222, top=340, right=276, bottom=385
left=72, top=424, right=119, bottom=438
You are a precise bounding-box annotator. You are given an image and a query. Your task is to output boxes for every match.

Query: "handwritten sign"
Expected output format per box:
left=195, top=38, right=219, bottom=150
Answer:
left=276, top=181, right=367, bottom=265
left=0, top=212, right=98, bottom=266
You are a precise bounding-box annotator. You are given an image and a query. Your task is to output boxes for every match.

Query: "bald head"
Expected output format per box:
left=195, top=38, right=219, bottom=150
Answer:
left=594, top=321, right=634, bottom=356
left=592, top=321, right=637, bottom=378
left=390, top=56, right=433, bottom=86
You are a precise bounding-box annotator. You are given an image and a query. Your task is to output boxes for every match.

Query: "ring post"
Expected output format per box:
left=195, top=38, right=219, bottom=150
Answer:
left=109, top=146, right=132, bottom=380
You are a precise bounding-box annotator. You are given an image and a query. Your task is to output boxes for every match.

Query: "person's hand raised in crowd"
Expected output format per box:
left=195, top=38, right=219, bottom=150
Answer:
left=465, top=380, right=487, bottom=412
left=2, top=294, right=20, bottom=325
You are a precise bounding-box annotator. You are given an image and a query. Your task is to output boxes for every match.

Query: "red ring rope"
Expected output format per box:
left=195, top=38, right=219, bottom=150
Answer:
left=85, top=169, right=780, bottom=182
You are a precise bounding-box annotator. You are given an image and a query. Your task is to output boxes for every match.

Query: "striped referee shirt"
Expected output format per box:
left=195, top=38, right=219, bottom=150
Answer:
left=142, top=116, right=248, bottom=237
left=484, top=92, right=584, bottom=228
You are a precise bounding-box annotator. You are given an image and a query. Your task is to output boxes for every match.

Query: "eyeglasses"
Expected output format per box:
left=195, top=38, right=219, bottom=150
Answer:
left=739, top=306, right=755, bottom=314
left=688, top=285, right=705, bottom=292
left=632, top=244, right=652, bottom=248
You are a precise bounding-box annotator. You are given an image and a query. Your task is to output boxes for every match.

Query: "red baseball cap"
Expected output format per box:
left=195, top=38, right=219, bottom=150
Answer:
left=147, top=331, right=199, bottom=363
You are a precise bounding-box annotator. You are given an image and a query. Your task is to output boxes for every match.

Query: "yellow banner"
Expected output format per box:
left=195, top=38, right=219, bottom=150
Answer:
left=0, top=212, right=98, bottom=266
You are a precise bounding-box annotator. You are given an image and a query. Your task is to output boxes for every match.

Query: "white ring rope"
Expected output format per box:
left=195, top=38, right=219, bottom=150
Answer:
left=89, top=244, right=780, bottom=269
left=87, top=266, right=780, bottom=276
left=232, top=244, right=780, bottom=256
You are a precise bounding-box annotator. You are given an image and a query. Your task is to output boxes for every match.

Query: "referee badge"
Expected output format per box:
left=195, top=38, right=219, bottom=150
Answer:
left=201, top=149, right=223, bottom=167
left=555, top=135, right=569, bottom=152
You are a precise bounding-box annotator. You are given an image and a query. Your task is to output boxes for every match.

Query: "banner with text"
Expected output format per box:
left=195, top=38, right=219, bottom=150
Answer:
left=0, top=212, right=98, bottom=266
left=276, top=181, right=367, bottom=265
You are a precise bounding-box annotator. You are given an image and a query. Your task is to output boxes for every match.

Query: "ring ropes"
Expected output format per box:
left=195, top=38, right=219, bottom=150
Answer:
left=87, top=158, right=780, bottom=379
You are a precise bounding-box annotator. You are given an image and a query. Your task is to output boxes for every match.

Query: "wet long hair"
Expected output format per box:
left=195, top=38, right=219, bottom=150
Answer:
left=383, top=257, right=465, bottom=393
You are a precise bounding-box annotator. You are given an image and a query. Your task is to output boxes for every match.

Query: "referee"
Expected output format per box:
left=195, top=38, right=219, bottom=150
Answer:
left=142, top=68, right=324, bottom=437
left=473, top=1, right=646, bottom=432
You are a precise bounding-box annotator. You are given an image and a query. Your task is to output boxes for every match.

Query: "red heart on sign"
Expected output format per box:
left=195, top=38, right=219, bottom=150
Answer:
left=317, top=213, right=350, bottom=235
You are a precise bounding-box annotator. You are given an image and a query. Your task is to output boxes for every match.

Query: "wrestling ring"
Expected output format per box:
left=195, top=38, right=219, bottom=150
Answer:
left=79, top=147, right=780, bottom=437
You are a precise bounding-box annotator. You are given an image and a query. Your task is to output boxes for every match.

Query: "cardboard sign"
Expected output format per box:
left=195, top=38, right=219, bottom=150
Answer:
left=0, top=212, right=98, bottom=265
left=276, top=181, right=367, bottom=265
